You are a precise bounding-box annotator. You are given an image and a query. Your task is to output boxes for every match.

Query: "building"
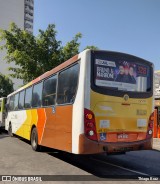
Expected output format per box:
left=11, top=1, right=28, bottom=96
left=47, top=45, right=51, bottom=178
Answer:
left=0, top=0, right=34, bottom=89
left=155, top=70, right=160, bottom=99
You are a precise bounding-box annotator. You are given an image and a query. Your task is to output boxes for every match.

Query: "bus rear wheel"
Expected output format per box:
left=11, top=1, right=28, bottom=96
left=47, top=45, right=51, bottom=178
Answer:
left=8, top=123, right=13, bottom=137
left=31, top=127, right=40, bottom=151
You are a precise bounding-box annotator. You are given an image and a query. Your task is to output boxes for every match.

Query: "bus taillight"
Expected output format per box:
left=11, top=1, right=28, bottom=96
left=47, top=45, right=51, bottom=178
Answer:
left=85, top=113, right=93, bottom=120
left=84, top=108, right=97, bottom=141
left=149, top=122, right=153, bottom=129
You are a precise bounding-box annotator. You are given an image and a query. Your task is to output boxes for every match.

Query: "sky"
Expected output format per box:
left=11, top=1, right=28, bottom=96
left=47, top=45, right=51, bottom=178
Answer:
left=34, top=0, right=160, bottom=70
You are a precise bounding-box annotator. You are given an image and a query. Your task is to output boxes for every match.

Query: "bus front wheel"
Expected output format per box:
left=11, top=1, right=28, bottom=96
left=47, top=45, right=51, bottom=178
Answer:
left=31, top=127, right=40, bottom=151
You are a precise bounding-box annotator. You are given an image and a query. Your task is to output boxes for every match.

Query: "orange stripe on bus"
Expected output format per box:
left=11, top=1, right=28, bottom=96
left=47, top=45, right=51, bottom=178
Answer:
left=37, top=108, right=46, bottom=144
left=40, top=108, right=56, bottom=147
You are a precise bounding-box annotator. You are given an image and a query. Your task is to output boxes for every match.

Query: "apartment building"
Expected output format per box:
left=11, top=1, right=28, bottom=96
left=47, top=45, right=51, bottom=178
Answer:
left=0, top=0, right=34, bottom=89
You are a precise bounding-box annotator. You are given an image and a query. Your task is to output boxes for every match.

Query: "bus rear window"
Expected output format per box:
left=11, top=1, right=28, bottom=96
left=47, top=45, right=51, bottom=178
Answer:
left=94, top=59, right=151, bottom=92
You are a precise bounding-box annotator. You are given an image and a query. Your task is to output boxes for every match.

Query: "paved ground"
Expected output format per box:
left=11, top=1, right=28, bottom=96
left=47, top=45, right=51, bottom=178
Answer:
left=0, top=130, right=160, bottom=184
left=153, top=138, right=160, bottom=151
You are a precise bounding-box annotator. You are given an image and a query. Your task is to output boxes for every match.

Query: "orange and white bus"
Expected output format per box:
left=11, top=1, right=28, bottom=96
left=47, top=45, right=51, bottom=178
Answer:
left=5, top=49, right=154, bottom=154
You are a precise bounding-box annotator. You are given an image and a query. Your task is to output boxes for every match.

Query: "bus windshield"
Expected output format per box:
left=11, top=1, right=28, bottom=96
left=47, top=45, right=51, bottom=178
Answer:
left=94, top=57, right=152, bottom=92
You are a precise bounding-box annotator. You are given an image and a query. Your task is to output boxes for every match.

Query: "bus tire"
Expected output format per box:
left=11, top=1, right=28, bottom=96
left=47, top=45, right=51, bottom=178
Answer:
left=8, top=123, right=13, bottom=137
left=31, top=127, right=40, bottom=151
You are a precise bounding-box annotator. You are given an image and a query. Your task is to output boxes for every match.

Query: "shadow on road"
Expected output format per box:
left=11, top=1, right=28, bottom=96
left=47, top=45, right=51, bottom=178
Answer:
left=0, top=129, right=8, bottom=139
left=3, top=132, right=160, bottom=180
left=152, top=149, right=160, bottom=153
left=47, top=149, right=160, bottom=179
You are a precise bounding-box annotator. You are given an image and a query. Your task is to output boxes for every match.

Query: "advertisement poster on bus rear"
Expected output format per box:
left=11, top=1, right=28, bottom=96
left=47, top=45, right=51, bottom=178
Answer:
left=94, top=59, right=149, bottom=92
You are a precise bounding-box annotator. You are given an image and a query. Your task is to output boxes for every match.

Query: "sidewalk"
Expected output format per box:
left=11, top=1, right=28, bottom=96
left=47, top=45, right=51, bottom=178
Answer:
left=153, top=138, right=160, bottom=151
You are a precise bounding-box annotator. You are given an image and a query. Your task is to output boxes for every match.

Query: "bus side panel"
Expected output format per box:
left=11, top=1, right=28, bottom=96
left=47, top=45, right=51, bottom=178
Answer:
left=37, top=108, right=56, bottom=148
left=7, top=109, right=43, bottom=141
left=15, top=110, right=37, bottom=139
left=37, top=108, right=46, bottom=144
left=55, top=105, right=72, bottom=152
left=39, top=106, right=73, bottom=152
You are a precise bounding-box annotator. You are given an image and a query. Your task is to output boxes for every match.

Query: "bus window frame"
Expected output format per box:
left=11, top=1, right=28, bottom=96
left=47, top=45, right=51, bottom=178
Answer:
left=56, top=62, right=80, bottom=106
left=14, top=93, right=19, bottom=111
left=6, top=97, right=10, bottom=112
left=9, top=95, right=15, bottom=111
left=18, top=90, right=25, bottom=110
left=42, top=74, right=58, bottom=108
left=24, top=86, right=33, bottom=109
left=32, top=81, right=43, bottom=108
left=91, top=50, right=153, bottom=99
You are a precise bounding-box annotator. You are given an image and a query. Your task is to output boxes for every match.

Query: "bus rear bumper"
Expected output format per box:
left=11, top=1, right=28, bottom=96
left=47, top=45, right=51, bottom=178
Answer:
left=78, top=134, right=153, bottom=154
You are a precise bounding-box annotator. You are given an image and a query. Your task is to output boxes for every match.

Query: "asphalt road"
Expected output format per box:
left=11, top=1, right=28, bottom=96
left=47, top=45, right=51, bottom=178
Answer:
left=0, top=129, right=160, bottom=184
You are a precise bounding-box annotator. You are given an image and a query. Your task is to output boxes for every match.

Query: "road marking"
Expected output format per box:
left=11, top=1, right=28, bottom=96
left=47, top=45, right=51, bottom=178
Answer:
left=91, top=158, right=151, bottom=176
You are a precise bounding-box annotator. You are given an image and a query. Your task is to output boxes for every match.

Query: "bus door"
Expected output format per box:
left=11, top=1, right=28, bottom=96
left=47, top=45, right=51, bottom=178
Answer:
left=0, top=97, right=6, bottom=128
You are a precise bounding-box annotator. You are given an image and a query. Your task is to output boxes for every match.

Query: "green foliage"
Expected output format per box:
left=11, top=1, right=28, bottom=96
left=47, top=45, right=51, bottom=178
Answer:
left=84, top=45, right=99, bottom=50
left=62, top=33, right=82, bottom=61
left=0, top=23, right=98, bottom=84
left=0, top=73, right=14, bottom=97
left=0, top=23, right=62, bottom=84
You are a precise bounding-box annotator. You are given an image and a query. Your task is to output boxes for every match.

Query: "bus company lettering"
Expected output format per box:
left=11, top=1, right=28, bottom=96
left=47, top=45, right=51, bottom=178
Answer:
left=97, top=67, right=114, bottom=79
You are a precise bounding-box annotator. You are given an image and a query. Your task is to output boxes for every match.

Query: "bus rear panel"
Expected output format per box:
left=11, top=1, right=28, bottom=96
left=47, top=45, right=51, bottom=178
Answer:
left=79, top=50, right=153, bottom=154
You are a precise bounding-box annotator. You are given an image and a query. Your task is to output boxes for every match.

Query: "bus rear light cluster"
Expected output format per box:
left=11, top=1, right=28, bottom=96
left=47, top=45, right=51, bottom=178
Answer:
left=84, top=108, right=97, bottom=141
left=86, top=122, right=94, bottom=128
left=88, top=130, right=94, bottom=136
left=148, top=122, right=153, bottom=129
left=148, top=130, right=153, bottom=135
left=85, top=113, right=93, bottom=120
left=146, top=112, right=154, bottom=138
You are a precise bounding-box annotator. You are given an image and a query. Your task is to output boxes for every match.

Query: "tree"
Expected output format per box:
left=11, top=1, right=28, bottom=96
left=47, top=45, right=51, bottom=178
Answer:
left=84, top=45, right=99, bottom=50
left=0, top=23, right=62, bottom=84
left=0, top=73, right=14, bottom=97
left=0, top=23, right=98, bottom=84
left=62, top=33, right=82, bottom=62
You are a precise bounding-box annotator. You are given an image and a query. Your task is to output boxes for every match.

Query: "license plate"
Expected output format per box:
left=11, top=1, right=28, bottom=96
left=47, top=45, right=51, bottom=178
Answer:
left=117, top=133, right=128, bottom=139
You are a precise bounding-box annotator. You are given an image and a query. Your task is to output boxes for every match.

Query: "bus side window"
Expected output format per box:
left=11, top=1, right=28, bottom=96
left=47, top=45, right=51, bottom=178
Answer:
left=42, top=75, right=57, bottom=106
left=57, top=63, right=79, bottom=105
left=32, top=82, right=43, bottom=108
left=14, top=93, right=19, bottom=110
left=6, top=97, right=10, bottom=112
left=9, top=95, right=15, bottom=111
left=24, top=87, right=33, bottom=109
left=18, top=90, right=25, bottom=110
